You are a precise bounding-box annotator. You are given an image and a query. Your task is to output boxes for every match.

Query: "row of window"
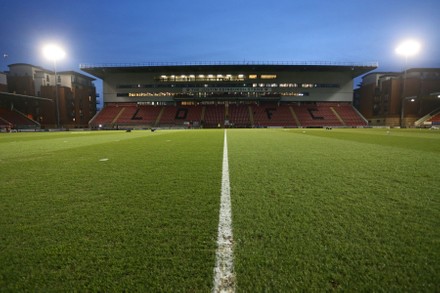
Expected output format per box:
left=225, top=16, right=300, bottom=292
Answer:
left=158, top=74, right=245, bottom=82
left=37, top=74, right=93, bottom=87
left=120, top=91, right=309, bottom=98
left=156, top=73, right=278, bottom=82
left=117, top=83, right=339, bottom=89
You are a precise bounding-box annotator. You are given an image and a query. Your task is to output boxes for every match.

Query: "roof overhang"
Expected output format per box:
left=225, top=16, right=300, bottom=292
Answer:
left=80, top=62, right=378, bottom=80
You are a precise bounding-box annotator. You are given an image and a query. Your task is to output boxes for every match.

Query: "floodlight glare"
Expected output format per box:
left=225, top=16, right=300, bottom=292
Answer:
left=395, top=40, right=421, bottom=57
left=43, top=44, right=66, bottom=61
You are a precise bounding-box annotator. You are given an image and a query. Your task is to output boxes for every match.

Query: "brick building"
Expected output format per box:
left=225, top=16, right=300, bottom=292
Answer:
left=355, top=68, right=440, bottom=127
left=1, top=63, right=97, bottom=128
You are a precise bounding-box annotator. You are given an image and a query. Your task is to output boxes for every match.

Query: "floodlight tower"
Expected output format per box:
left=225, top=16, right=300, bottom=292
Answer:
left=395, top=40, right=420, bottom=127
left=43, top=44, right=66, bottom=128
left=400, top=96, right=417, bottom=128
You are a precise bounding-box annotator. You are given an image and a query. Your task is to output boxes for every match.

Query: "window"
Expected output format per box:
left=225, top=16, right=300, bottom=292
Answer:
left=157, top=73, right=245, bottom=82
left=302, top=83, right=314, bottom=88
left=261, top=74, right=277, bottom=79
left=280, top=83, right=298, bottom=88
left=280, top=92, right=309, bottom=97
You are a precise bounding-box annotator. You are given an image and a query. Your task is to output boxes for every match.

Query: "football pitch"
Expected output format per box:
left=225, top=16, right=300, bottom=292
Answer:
left=0, top=128, right=439, bottom=292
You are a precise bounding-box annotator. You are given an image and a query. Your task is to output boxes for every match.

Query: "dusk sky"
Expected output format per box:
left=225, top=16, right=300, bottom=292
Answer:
left=1, top=0, right=439, bottom=92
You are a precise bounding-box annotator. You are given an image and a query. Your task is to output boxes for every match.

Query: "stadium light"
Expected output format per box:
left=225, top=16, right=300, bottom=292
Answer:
left=43, top=44, right=66, bottom=61
left=395, top=40, right=421, bottom=127
left=43, top=44, right=65, bottom=128
left=395, top=40, right=421, bottom=60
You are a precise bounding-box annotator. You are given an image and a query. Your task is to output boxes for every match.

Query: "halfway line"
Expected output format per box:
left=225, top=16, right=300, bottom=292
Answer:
left=212, top=129, right=235, bottom=293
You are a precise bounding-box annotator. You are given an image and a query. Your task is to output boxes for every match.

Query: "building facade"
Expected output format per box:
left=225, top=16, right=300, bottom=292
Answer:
left=81, top=62, right=377, bottom=105
left=355, top=68, right=440, bottom=127
left=0, top=72, right=7, bottom=92
left=3, top=63, right=97, bottom=128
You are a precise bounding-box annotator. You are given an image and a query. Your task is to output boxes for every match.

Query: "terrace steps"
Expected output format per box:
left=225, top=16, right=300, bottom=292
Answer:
left=248, top=106, right=254, bottom=125
left=90, top=102, right=369, bottom=128
left=330, top=107, right=346, bottom=126
left=289, top=106, right=301, bottom=127
left=112, top=107, right=125, bottom=125
left=155, top=107, right=165, bottom=127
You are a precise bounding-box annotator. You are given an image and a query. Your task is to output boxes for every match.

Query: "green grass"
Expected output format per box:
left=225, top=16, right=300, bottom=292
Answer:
left=0, top=130, right=224, bottom=292
left=0, top=128, right=439, bottom=292
left=228, top=128, right=440, bottom=292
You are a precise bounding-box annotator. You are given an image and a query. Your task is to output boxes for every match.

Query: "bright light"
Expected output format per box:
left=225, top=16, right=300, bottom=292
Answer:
left=395, top=40, right=421, bottom=57
left=43, top=44, right=66, bottom=61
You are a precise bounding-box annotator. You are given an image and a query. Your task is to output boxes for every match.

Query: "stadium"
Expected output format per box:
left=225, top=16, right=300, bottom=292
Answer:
left=1, top=62, right=439, bottom=292
left=81, top=61, right=378, bottom=129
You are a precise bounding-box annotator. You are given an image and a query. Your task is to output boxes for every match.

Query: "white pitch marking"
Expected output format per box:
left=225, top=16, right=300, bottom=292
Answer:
left=212, top=130, right=235, bottom=293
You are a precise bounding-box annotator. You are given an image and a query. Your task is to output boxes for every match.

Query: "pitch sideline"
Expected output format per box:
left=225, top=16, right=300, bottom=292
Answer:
left=212, top=129, right=235, bottom=293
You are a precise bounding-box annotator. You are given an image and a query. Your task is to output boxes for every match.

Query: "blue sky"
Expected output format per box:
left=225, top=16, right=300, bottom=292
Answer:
left=1, top=0, right=439, bottom=92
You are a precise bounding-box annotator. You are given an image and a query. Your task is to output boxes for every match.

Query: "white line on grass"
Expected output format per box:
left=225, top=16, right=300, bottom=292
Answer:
left=212, top=129, right=235, bottom=293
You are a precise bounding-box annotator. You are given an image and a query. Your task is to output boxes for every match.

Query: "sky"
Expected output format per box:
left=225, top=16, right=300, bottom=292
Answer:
left=1, top=0, right=439, bottom=98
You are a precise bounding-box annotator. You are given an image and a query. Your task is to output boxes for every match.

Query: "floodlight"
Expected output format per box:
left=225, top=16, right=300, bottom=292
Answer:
left=43, top=44, right=66, bottom=61
left=395, top=40, right=421, bottom=57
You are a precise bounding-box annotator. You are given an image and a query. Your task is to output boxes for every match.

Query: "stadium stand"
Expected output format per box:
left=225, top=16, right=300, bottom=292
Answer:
left=80, top=62, right=384, bottom=128
left=158, top=105, right=203, bottom=127
left=113, top=104, right=139, bottom=125
left=228, top=104, right=251, bottom=127
left=0, top=107, right=39, bottom=129
left=332, top=103, right=368, bottom=126
left=204, top=105, right=226, bottom=128
left=427, top=113, right=440, bottom=125
left=90, top=104, right=162, bottom=128
left=90, top=102, right=368, bottom=128
left=252, top=103, right=297, bottom=127
left=89, top=103, right=124, bottom=127
left=291, top=104, right=336, bottom=127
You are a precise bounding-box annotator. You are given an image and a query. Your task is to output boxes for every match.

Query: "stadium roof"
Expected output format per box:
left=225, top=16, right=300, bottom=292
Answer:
left=58, top=71, right=96, bottom=81
left=80, top=61, right=378, bottom=79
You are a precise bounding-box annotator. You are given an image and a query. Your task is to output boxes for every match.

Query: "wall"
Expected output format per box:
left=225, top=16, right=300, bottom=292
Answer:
left=102, top=70, right=356, bottom=104
left=357, top=69, right=440, bottom=127
left=4, top=64, right=97, bottom=128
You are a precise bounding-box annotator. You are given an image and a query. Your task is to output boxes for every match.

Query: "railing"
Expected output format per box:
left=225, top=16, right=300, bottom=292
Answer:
left=80, top=61, right=379, bottom=69
left=414, top=106, right=440, bottom=127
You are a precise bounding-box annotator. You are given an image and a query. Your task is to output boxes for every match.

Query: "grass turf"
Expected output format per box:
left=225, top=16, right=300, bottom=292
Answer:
left=228, top=128, right=440, bottom=292
left=0, top=130, right=223, bottom=292
left=0, top=128, right=439, bottom=291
